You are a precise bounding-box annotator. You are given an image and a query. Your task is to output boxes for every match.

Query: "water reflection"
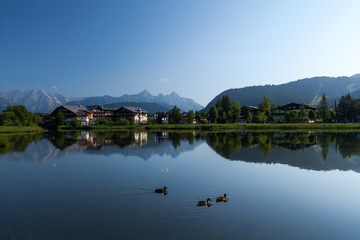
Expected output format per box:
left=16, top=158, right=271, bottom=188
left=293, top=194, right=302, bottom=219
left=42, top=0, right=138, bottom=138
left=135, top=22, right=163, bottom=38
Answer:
left=0, top=131, right=206, bottom=162
left=207, top=132, right=360, bottom=172
left=2, top=131, right=360, bottom=172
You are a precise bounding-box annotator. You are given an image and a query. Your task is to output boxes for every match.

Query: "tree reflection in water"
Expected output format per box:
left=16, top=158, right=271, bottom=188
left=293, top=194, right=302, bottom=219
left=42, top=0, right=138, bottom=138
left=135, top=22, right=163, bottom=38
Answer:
left=3, top=131, right=360, bottom=172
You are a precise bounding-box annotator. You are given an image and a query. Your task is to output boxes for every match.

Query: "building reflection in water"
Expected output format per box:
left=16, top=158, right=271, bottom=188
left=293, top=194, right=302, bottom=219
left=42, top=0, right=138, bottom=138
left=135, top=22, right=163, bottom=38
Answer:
left=3, top=131, right=360, bottom=172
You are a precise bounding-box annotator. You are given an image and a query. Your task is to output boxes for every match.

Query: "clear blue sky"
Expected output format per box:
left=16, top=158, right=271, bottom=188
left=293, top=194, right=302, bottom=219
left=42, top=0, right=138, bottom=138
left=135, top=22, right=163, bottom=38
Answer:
left=1, top=0, right=360, bottom=106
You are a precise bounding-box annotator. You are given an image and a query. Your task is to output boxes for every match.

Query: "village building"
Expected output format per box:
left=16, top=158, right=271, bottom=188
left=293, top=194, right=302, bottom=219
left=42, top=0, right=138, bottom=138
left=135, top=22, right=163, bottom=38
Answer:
left=85, top=105, right=117, bottom=124
left=240, top=106, right=259, bottom=123
left=113, top=106, right=149, bottom=124
left=272, top=103, right=317, bottom=123
left=154, top=112, right=170, bottom=124
left=50, top=105, right=149, bottom=125
left=50, top=105, right=91, bottom=125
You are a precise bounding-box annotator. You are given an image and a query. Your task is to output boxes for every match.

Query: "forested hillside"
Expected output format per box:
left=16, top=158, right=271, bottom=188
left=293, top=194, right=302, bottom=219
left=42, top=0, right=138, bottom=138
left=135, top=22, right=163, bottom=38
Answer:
left=205, top=75, right=360, bottom=109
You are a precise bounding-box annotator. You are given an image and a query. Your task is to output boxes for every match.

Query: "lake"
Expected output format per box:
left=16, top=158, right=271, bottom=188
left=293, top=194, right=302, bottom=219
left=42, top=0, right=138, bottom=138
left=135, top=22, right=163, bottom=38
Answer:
left=1, top=131, right=360, bottom=239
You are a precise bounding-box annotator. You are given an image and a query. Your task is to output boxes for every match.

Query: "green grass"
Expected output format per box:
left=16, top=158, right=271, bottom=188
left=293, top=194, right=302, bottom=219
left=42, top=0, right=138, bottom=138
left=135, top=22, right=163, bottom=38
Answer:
left=58, top=123, right=360, bottom=132
left=0, top=126, right=45, bottom=133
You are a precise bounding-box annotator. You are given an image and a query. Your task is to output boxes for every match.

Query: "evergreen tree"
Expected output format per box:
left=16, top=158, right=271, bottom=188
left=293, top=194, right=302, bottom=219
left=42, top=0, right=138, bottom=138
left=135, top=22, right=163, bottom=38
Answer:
left=299, top=104, right=307, bottom=122
left=187, top=110, right=195, bottom=124
left=337, top=94, right=359, bottom=122
left=259, top=96, right=271, bottom=112
left=231, top=101, right=241, bottom=123
left=319, top=94, right=331, bottom=123
left=221, top=95, right=231, bottom=113
left=169, top=106, right=182, bottom=124
left=247, top=112, right=253, bottom=123
left=208, top=106, right=219, bottom=123
left=259, top=96, right=271, bottom=122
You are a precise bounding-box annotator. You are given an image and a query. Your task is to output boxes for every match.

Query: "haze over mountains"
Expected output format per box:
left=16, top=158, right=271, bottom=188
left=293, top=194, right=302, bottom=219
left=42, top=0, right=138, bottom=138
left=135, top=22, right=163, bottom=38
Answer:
left=2, top=74, right=360, bottom=114
left=0, top=90, right=79, bottom=113
left=0, top=89, right=203, bottom=113
left=205, top=74, right=360, bottom=110
left=66, top=90, right=203, bottom=113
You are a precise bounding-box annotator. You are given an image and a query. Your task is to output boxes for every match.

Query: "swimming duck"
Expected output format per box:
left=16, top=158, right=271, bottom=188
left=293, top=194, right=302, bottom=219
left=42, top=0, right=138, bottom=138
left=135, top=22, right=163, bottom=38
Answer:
left=154, top=186, right=168, bottom=193
left=197, top=198, right=212, bottom=206
left=216, top=193, right=228, bottom=202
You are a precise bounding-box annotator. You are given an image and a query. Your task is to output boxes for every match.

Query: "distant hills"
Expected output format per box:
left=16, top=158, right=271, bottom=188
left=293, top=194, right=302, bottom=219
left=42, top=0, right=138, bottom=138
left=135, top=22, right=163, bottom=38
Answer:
left=67, top=90, right=203, bottom=112
left=205, top=74, right=360, bottom=110
left=0, top=89, right=203, bottom=113
left=102, top=102, right=170, bottom=114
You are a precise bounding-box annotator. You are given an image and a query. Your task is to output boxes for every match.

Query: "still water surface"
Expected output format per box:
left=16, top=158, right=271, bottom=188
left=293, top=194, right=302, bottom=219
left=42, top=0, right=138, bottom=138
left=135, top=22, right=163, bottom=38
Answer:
left=1, top=131, right=360, bottom=239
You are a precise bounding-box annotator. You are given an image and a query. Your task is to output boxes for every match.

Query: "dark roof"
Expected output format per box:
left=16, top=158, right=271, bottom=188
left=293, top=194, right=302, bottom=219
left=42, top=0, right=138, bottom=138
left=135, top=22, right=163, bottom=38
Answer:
left=62, top=105, right=89, bottom=113
left=241, top=105, right=259, bottom=111
left=275, top=103, right=317, bottom=111
left=85, top=105, right=100, bottom=111
left=120, top=106, right=149, bottom=113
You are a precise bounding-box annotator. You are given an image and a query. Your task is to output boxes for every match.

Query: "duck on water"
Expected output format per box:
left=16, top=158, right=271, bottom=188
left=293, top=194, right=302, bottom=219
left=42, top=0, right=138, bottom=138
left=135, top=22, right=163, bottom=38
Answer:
left=154, top=186, right=168, bottom=194
left=197, top=198, right=212, bottom=207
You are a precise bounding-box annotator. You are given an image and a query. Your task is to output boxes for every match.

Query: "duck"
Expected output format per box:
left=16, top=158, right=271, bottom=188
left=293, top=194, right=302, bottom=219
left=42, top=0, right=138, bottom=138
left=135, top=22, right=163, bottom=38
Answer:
left=197, top=198, right=212, bottom=206
left=216, top=193, right=228, bottom=202
left=154, top=186, right=168, bottom=193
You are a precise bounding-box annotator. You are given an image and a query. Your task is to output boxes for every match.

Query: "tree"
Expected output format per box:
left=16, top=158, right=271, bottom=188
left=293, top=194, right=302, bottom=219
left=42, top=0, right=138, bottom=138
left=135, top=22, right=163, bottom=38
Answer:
left=54, top=112, right=65, bottom=126
left=337, top=94, right=360, bottom=122
left=0, top=111, right=17, bottom=126
left=299, top=104, right=307, bottom=122
left=187, top=110, right=195, bottom=124
left=247, top=112, right=253, bottom=123
left=259, top=96, right=271, bottom=122
left=318, top=94, right=331, bottom=123
left=222, top=111, right=227, bottom=123
left=308, top=110, right=316, bottom=121
left=257, top=111, right=267, bottom=123
left=289, top=110, right=298, bottom=122
left=220, top=95, right=231, bottom=113
left=259, top=96, right=271, bottom=112
left=330, top=110, right=336, bottom=122
left=70, top=118, right=81, bottom=127
left=208, top=106, right=219, bottom=123
left=243, top=106, right=253, bottom=123
left=231, top=101, right=241, bottom=123
left=32, top=114, right=43, bottom=125
left=169, top=106, right=182, bottom=124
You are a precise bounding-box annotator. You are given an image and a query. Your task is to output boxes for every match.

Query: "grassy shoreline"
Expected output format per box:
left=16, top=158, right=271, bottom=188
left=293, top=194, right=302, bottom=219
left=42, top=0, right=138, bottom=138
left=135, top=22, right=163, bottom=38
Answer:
left=0, top=126, right=45, bottom=134
left=3, top=123, right=360, bottom=134
left=58, top=123, right=360, bottom=132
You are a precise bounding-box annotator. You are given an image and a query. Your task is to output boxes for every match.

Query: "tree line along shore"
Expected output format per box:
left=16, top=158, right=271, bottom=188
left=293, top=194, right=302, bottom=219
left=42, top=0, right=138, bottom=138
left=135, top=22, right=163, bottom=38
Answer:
left=1, top=92, right=360, bottom=134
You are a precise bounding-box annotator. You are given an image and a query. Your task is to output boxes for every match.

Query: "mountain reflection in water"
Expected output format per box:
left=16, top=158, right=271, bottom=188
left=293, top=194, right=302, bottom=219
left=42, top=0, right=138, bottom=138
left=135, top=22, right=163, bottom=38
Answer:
left=2, top=131, right=360, bottom=172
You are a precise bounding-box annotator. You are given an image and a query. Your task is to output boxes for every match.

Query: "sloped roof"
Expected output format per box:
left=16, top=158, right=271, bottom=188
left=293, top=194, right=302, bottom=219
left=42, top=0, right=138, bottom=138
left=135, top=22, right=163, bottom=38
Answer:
left=62, top=105, right=89, bottom=113
left=120, top=106, right=149, bottom=113
left=275, top=103, right=317, bottom=111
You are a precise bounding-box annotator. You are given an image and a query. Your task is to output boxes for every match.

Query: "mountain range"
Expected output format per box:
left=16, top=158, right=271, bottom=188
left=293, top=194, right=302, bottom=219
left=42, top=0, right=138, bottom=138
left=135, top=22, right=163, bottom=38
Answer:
left=66, top=90, right=203, bottom=112
left=0, top=89, right=203, bottom=113
left=205, top=74, right=360, bottom=110
left=0, top=90, right=79, bottom=113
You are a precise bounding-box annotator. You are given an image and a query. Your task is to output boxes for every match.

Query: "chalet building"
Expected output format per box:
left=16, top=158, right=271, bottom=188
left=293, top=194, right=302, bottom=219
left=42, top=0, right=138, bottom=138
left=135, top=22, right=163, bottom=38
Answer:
left=50, top=105, right=149, bottom=125
left=113, top=106, right=149, bottom=124
left=50, top=105, right=90, bottom=125
left=154, top=112, right=170, bottom=124
left=240, top=106, right=259, bottom=123
left=85, top=105, right=117, bottom=124
left=272, top=103, right=317, bottom=123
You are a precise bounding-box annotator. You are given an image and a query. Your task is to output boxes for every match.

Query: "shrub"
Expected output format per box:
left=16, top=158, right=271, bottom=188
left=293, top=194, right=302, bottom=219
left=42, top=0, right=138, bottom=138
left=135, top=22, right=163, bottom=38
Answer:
left=70, top=118, right=81, bottom=127
left=115, top=118, right=129, bottom=126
